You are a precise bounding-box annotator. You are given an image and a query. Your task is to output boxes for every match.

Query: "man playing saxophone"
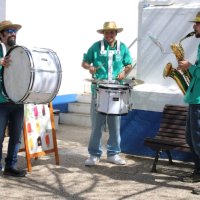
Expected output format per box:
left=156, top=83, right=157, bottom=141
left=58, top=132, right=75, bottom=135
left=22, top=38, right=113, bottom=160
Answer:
left=177, top=12, right=200, bottom=194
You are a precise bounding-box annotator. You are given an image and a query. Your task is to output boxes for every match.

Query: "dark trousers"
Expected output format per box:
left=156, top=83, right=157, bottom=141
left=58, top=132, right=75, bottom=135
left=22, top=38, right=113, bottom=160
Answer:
left=0, top=103, right=24, bottom=169
left=186, top=104, right=200, bottom=170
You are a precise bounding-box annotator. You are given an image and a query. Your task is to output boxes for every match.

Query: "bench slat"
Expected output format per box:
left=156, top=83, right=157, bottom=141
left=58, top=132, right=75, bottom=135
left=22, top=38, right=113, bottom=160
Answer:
left=155, top=136, right=186, bottom=142
left=160, top=125, right=186, bottom=130
left=160, top=127, right=185, bottom=131
left=157, top=132, right=186, bottom=139
left=161, top=118, right=186, bottom=125
left=164, top=104, right=188, bottom=110
left=162, top=113, right=187, bottom=118
left=144, top=137, right=190, bottom=150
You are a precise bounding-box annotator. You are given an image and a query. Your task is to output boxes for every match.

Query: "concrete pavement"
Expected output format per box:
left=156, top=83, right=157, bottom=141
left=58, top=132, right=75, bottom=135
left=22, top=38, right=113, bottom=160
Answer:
left=0, top=124, right=199, bottom=200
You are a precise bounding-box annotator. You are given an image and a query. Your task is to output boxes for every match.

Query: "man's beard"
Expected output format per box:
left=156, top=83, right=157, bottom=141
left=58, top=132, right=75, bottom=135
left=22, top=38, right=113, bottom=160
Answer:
left=7, top=37, right=16, bottom=47
left=194, top=30, right=200, bottom=38
left=196, top=33, right=200, bottom=38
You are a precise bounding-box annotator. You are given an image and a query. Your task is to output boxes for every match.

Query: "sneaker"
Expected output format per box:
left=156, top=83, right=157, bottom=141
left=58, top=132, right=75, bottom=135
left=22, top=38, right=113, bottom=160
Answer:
left=192, top=187, right=200, bottom=195
left=107, top=155, right=126, bottom=165
left=3, top=167, right=27, bottom=177
left=85, top=156, right=100, bottom=166
left=182, top=169, right=200, bottom=183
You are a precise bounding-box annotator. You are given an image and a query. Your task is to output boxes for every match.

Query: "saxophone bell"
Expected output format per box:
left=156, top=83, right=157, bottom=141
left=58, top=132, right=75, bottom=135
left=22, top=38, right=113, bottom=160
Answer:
left=163, top=63, right=173, bottom=78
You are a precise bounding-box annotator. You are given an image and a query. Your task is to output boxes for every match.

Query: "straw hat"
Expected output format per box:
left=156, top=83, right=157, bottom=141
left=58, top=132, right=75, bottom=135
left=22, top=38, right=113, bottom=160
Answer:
left=0, top=20, right=22, bottom=32
left=189, top=12, right=200, bottom=23
left=97, top=21, right=123, bottom=34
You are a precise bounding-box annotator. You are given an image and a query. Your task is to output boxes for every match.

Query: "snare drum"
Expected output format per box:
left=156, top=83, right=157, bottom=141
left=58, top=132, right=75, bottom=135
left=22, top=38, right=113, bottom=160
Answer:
left=96, top=83, right=130, bottom=115
left=3, top=46, right=62, bottom=104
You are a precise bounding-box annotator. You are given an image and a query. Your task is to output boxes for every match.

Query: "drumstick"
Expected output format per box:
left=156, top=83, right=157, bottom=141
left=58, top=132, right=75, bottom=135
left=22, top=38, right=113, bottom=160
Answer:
left=96, top=66, right=106, bottom=73
left=95, top=62, right=105, bottom=72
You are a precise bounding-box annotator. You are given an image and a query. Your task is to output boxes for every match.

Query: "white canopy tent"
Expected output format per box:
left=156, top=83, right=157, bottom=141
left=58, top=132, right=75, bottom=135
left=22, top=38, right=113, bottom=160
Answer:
left=131, top=0, right=200, bottom=111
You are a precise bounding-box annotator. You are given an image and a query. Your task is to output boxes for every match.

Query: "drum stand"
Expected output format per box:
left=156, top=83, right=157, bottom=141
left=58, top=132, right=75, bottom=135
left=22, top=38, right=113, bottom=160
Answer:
left=19, top=102, right=59, bottom=172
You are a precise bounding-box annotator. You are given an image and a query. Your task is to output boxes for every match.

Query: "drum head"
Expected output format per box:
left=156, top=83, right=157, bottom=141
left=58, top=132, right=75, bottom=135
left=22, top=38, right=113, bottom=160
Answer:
left=3, top=46, right=32, bottom=102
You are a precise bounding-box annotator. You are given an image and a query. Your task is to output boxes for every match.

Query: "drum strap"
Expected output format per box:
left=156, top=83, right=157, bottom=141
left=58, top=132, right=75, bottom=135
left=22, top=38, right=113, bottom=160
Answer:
left=0, top=44, right=3, bottom=58
left=100, top=40, right=120, bottom=81
left=0, top=43, right=6, bottom=57
left=0, top=44, right=8, bottom=101
left=0, top=44, right=3, bottom=83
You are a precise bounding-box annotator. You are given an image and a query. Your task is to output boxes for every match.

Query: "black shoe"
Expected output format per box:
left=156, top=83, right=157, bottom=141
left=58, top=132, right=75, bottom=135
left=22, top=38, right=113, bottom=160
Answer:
left=3, top=167, right=27, bottom=177
left=192, top=188, right=200, bottom=195
left=182, top=169, right=200, bottom=183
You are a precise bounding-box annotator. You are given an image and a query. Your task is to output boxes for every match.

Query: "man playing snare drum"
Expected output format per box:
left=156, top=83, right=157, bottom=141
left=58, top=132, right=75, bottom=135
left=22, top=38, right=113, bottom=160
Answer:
left=0, top=20, right=26, bottom=177
left=82, top=22, right=133, bottom=166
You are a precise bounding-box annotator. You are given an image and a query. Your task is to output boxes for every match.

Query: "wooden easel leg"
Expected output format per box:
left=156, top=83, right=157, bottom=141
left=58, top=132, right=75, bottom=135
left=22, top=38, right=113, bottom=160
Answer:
left=23, top=120, right=32, bottom=172
left=49, top=103, right=60, bottom=165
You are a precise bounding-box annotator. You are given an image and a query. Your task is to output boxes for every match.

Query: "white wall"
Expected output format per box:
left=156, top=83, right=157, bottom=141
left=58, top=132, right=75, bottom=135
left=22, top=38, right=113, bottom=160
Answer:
left=0, top=0, right=5, bottom=20
left=5, top=0, right=140, bottom=95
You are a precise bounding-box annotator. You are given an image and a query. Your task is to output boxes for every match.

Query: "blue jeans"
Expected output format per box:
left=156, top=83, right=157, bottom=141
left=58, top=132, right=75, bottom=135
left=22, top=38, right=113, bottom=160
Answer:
left=0, top=103, right=24, bottom=170
left=88, top=95, right=121, bottom=157
left=185, top=104, right=200, bottom=170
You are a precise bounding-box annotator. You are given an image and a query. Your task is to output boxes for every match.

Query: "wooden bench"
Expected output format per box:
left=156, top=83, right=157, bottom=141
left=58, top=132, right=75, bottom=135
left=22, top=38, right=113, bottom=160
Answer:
left=144, top=104, right=191, bottom=172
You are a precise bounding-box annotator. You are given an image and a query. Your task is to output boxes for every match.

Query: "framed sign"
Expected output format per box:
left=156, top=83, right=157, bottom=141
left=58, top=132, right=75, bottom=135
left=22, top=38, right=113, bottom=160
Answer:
left=20, top=103, right=59, bottom=172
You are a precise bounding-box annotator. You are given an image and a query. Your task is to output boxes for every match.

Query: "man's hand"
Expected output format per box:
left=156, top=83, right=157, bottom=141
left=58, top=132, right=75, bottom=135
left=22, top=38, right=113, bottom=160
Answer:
left=89, top=66, right=98, bottom=74
left=117, top=71, right=126, bottom=80
left=0, top=55, right=11, bottom=67
left=117, top=65, right=132, bottom=80
left=177, top=60, right=192, bottom=70
left=82, top=61, right=100, bottom=75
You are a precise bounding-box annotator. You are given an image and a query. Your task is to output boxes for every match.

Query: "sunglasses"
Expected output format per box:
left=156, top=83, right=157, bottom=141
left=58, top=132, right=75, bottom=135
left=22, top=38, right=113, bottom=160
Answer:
left=4, top=29, right=18, bottom=34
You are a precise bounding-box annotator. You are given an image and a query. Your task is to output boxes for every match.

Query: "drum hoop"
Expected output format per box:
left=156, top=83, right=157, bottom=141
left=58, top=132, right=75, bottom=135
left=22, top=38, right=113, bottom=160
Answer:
left=2, top=45, right=34, bottom=103
left=97, top=111, right=128, bottom=116
left=2, top=46, right=25, bottom=102
left=51, top=51, right=62, bottom=101
left=98, top=84, right=129, bottom=90
left=5, top=45, right=18, bottom=57
left=1, top=82, right=12, bottom=102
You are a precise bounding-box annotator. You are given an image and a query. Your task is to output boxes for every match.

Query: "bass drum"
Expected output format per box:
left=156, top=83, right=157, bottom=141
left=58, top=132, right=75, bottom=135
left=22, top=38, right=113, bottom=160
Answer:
left=3, top=46, right=62, bottom=104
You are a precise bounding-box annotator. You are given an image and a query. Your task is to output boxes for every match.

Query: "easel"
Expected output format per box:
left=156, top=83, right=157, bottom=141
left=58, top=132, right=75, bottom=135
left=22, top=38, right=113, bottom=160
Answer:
left=19, top=102, right=59, bottom=172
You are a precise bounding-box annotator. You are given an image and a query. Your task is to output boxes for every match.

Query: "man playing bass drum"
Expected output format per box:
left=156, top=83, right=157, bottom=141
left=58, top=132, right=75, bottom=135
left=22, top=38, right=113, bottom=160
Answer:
left=0, top=20, right=26, bottom=177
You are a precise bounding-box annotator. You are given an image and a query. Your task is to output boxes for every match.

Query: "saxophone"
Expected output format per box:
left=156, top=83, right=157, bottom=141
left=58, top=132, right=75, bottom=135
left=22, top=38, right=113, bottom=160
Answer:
left=163, top=31, right=195, bottom=94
